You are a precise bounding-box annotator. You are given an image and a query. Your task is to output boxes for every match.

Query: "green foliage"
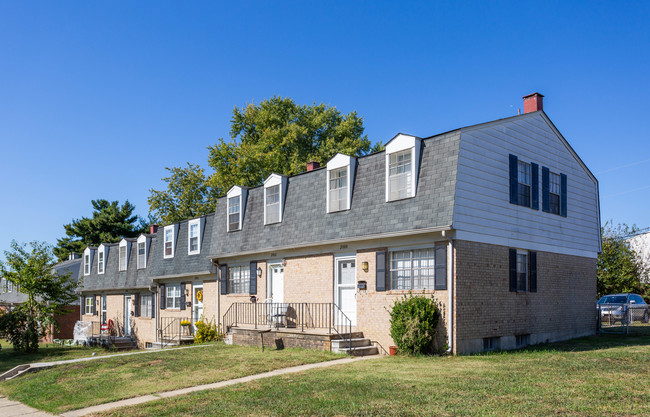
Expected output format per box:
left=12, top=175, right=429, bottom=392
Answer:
left=389, top=293, right=441, bottom=355
left=53, top=199, right=148, bottom=262
left=148, top=163, right=217, bottom=225
left=193, top=319, right=222, bottom=343
left=0, top=241, right=77, bottom=353
left=597, top=223, right=644, bottom=297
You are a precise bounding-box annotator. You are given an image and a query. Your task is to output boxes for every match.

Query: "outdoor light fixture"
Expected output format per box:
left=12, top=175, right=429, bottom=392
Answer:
left=362, top=261, right=369, bottom=272
left=250, top=295, right=257, bottom=303
left=257, top=267, right=262, bottom=277
left=282, top=259, right=287, bottom=267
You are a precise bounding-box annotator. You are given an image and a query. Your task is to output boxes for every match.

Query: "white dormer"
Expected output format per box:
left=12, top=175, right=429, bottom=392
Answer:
left=326, top=153, right=357, bottom=213
left=188, top=217, right=204, bottom=255
left=385, top=133, right=422, bottom=202
left=227, top=186, right=248, bottom=232
left=97, top=244, right=107, bottom=275
left=83, top=247, right=94, bottom=276
left=137, top=234, right=148, bottom=269
left=163, top=224, right=178, bottom=259
left=264, top=174, right=288, bottom=225
left=119, top=239, right=131, bottom=271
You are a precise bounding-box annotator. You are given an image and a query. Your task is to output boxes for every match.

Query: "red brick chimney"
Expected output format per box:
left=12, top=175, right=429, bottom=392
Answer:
left=150, top=224, right=159, bottom=234
left=306, top=161, right=320, bottom=171
left=523, top=92, right=544, bottom=113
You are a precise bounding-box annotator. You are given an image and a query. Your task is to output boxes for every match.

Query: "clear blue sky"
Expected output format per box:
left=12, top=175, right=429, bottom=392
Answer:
left=1, top=1, right=649, bottom=256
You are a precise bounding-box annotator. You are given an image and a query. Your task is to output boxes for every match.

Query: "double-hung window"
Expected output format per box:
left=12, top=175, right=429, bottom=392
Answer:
left=85, top=296, right=94, bottom=315
left=549, top=172, right=561, bottom=215
left=84, top=254, right=90, bottom=275
left=265, top=185, right=281, bottom=224
left=140, top=294, right=153, bottom=317
left=98, top=251, right=105, bottom=274
left=390, top=248, right=435, bottom=290
left=228, top=266, right=250, bottom=294
left=166, top=284, right=182, bottom=309
left=388, top=150, right=412, bottom=200
left=329, top=167, right=348, bottom=212
left=164, top=227, right=174, bottom=258
left=516, top=251, right=528, bottom=291
left=228, top=196, right=240, bottom=231
left=119, top=245, right=127, bottom=271
left=188, top=220, right=200, bottom=254
left=137, top=241, right=146, bottom=269
left=517, top=161, right=531, bottom=208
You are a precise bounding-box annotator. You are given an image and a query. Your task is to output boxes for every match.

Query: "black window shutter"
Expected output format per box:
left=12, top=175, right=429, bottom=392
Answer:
left=509, top=249, right=517, bottom=292
left=249, top=262, right=257, bottom=295
left=541, top=167, right=550, bottom=213
left=160, top=284, right=166, bottom=310
left=93, top=296, right=97, bottom=315
left=376, top=251, right=387, bottom=292
left=531, top=163, right=539, bottom=210
left=509, top=154, right=518, bottom=205
left=220, top=265, right=228, bottom=295
left=180, top=283, right=187, bottom=310
left=151, top=293, right=156, bottom=318
left=134, top=294, right=140, bottom=317
left=560, top=174, right=567, bottom=217
left=529, top=251, right=537, bottom=293
left=434, top=245, right=447, bottom=290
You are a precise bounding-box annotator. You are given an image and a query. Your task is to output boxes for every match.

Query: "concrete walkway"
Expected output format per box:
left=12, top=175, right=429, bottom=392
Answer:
left=0, top=396, right=54, bottom=417
left=59, top=355, right=381, bottom=417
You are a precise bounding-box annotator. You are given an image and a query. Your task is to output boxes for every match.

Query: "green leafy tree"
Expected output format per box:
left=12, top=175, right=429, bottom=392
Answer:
left=0, top=241, right=77, bottom=352
left=148, top=163, right=217, bottom=225
left=53, top=200, right=147, bottom=262
left=597, top=223, right=643, bottom=297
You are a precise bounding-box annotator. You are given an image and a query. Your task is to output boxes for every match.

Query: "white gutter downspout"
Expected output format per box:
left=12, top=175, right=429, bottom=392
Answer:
left=442, top=230, right=454, bottom=355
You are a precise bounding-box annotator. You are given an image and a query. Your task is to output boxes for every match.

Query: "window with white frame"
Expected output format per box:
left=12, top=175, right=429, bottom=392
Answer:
left=140, top=294, right=153, bottom=317
left=166, top=284, right=181, bottom=309
left=84, top=253, right=90, bottom=275
left=164, top=226, right=174, bottom=258
left=137, top=240, right=146, bottom=269
left=517, top=161, right=531, bottom=208
left=516, top=251, right=528, bottom=291
left=98, top=250, right=105, bottom=274
left=329, top=167, right=348, bottom=212
left=188, top=220, right=200, bottom=255
left=389, top=248, right=435, bottom=290
left=228, top=196, right=241, bottom=231
left=388, top=150, right=412, bottom=200
left=119, top=244, right=127, bottom=271
left=265, top=185, right=281, bottom=224
left=85, top=296, right=94, bottom=315
left=228, top=266, right=250, bottom=294
left=549, top=172, right=561, bottom=215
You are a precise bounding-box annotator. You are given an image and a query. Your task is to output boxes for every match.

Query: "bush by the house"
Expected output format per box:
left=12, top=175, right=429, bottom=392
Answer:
left=194, top=319, right=222, bottom=343
left=389, top=293, right=441, bottom=355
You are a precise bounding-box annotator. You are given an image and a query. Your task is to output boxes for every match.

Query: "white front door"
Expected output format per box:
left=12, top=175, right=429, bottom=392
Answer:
left=335, top=259, right=357, bottom=326
left=193, top=283, right=204, bottom=326
left=124, top=296, right=132, bottom=336
left=269, top=264, right=284, bottom=303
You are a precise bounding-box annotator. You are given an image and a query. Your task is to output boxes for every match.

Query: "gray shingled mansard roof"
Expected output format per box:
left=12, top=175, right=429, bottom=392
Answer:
left=210, top=130, right=461, bottom=258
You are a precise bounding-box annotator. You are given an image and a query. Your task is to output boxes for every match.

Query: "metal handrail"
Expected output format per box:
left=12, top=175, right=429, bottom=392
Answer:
left=159, top=317, right=193, bottom=348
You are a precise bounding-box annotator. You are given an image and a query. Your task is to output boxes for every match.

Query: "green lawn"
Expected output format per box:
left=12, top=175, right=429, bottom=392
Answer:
left=0, top=342, right=343, bottom=414
left=0, top=340, right=107, bottom=374
left=95, top=333, right=650, bottom=417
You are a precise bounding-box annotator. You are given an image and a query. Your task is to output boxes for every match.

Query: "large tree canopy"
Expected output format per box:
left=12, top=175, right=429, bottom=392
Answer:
left=53, top=199, right=147, bottom=262
left=148, top=96, right=383, bottom=222
left=0, top=241, right=77, bottom=352
left=597, top=223, right=645, bottom=297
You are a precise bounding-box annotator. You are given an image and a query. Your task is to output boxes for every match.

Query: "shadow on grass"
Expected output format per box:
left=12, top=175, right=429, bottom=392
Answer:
left=0, top=340, right=103, bottom=374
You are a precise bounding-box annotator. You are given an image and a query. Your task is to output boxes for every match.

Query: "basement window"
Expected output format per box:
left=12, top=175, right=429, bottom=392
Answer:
left=483, top=337, right=500, bottom=352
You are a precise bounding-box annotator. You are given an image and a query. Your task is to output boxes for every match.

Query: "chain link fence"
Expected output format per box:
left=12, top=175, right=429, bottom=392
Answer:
left=597, top=303, right=650, bottom=335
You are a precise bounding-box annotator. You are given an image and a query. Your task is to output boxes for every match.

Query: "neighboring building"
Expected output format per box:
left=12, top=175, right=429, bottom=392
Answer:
left=77, top=93, right=601, bottom=354
left=628, top=231, right=650, bottom=284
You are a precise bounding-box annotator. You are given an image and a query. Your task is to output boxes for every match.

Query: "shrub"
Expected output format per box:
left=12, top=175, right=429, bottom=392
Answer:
left=193, top=319, right=222, bottom=343
left=389, top=293, right=441, bottom=355
left=0, top=309, right=39, bottom=352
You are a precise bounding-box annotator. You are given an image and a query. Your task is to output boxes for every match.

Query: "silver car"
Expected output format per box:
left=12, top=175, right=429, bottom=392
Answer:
left=597, top=293, right=649, bottom=324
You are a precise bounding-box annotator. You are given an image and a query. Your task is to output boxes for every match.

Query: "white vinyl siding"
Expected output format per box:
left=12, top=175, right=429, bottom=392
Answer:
left=119, top=245, right=127, bottom=271
left=454, top=113, right=600, bottom=258
left=228, top=265, right=250, bottom=294
left=388, top=150, right=412, bottom=200
left=166, top=284, right=182, bottom=309
left=188, top=220, right=200, bottom=254
left=328, top=167, right=348, bottom=212
left=265, top=185, right=281, bottom=224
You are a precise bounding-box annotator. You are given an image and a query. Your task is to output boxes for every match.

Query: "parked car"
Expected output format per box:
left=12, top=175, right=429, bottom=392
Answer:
left=597, top=293, right=649, bottom=324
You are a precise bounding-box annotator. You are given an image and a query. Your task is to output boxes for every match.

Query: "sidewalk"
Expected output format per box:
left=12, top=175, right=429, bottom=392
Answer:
left=0, top=395, right=55, bottom=417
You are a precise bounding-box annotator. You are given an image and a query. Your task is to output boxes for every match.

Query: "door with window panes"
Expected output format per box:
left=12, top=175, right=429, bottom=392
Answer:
left=335, top=259, right=357, bottom=326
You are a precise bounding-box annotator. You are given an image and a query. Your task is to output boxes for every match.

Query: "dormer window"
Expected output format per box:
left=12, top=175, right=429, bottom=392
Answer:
left=164, top=226, right=175, bottom=258
left=83, top=247, right=94, bottom=276
left=263, top=174, right=287, bottom=225
left=188, top=219, right=201, bottom=255
left=385, top=134, right=421, bottom=202
left=137, top=235, right=147, bottom=269
left=326, top=154, right=356, bottom=213
left=98, top=249, right=105, bottom=274
left=227, top=186, right=247, bottom=232
left=119, top=240, right=129, bottom=271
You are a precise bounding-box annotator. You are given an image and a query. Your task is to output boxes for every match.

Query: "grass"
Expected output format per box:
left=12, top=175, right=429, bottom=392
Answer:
left=0, top=342, right=343, bottom=414
left=94, top=332, right=650, bottom=417
left=0, top=339, right=107, bottom=374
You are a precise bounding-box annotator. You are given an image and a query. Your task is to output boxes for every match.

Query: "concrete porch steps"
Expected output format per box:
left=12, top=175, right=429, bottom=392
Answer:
left=109, top=337, right=138, bottom=351
left=331, top=336, right=379, bottom=356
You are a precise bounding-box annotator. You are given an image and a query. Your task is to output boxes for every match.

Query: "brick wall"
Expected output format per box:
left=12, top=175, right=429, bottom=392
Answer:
left=284, top=255, right=333, bottom=304
left=231, top=328, right=331, bottom=351
left=220, top=261, right=267, bottom=324
left=454, top=240, right=597, bottom=354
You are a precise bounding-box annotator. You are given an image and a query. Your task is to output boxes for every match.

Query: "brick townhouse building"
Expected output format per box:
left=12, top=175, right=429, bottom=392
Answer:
left=77, top=93, right=601, bottom=354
